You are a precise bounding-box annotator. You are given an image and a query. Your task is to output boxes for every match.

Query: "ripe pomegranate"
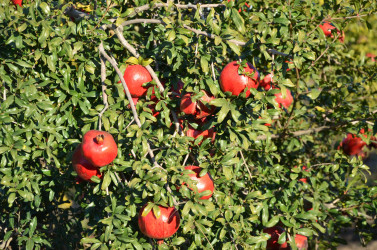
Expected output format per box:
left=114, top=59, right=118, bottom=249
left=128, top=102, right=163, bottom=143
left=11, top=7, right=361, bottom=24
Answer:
left=180, top=91, right=215, bottom=119
left=81, top=130, right=118, bottom=167
left=341, top=133, right=367, bottom=156
left=319, top=22, right=345, bottom=43
left=263, top=226, right=288, bottom=249
left=72, top=145, right=102, bottom=182
left=219, top=61, right=259, bottom=97
left=285, top=60, right=294, bottom=72
left=184, top=166, right=214, bottom=200
left=298, top=166, right=309, bottom=183
left=12, top=0, right=22, bottom=6
left=186, top=125, right=216, bottom=144
left=294, top=234, right=308, bottom=250
left=274, top=87, right=293, bottom=109
left=138, top=204, right=180, bottom=241
left=260, top=73, right=273, bottom=91
left=119, top=65, right=152, bottom=97
left=366, top=53, right=376, bottom=62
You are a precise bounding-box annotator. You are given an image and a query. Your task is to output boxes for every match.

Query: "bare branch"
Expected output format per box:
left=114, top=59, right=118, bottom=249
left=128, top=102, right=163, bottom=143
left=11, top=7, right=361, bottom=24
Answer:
left=240, top=151, right=253, bottom=180
left=98, top=56, right=109, bottom=131
left=98, top=43, right=162, bottom=169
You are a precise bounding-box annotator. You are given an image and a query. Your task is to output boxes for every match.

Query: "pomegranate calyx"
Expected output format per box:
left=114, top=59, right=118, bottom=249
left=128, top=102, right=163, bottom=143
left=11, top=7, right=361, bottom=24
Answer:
left=94, top=134, right=105, bottom=145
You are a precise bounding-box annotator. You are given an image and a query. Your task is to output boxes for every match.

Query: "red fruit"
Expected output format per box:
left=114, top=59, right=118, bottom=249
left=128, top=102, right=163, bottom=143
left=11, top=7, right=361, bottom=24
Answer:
left=298, top=166, right=309, bottom=183
left=138, top=204, right=180, bottom=240
left=274, top=88, right=293, bottom=109
left=184, top=166, right=214, bottom=200
left=186, top=126, right=216, bottom=144
left=294, top=234, right=308, bottom=250
left=263, top=226, right=288, bottom=249
left=180, top=91, right=215, bottom=119
left=119, top=65, right=152, bottom=97
left=366, top=53, right=376, bottom=62
left=285, top=60, right=294, bottom=72
left=12, top=0, right=22, bottom=6
left=319, top=22, right=336, bottom=37
left=171, top=80, right=184, bottom=97
left=81, top=130, right=118, bottom=167
left=341, top=133, right=367, bottom=156
left=219, top=61, right=259, bottom=97
left=261, top=74, right=273, bottom=91
left=72, top=145, right=102, bottom=182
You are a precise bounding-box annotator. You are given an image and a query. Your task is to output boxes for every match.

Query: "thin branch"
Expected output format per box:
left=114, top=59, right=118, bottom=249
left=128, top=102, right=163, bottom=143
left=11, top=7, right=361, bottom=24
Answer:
left=309, top=33, right=340, bottom=69
left=98, top=56, right=109, bottom=131
left=194, top=221, right=215, bottom=250
left=240, top=151, right=253, bottom=180
left=98, top=43, right=162, bottom=169
left=182, top=153, right=190, bottom=167
left=114, top=172, right=125, bottom=189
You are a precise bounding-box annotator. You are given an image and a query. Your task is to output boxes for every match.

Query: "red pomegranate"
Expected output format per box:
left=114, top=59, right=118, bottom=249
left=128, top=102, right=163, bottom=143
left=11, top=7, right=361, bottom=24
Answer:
left=274, top=87, right=293, bottom=109
left=138, top=204, right=180, bottom=241
left=184, top=166, right=214, bottom=200
left=263, top=226, right=288, bottom=249
left=72, top=145, right=102, bottom=182
left=319, top=22, right=345, bottom=43
left=341, top=133, right=367, bottom=156
left=260, top=74, right=273, bottom=91
left=81, top=130, right=118, bottom=167
left=366, top=53, right=376, bottom=62
left=298, top=166, right=310, bottom=183
left=186, top=125, right=216, bottom=144
left=119, top=65, right=152, bottom=97
left=294, top=234, right=308, bottom=250
left=12, top=0, right=22, bottom=6
left=180, top=91, right=215, bottom=119
left=219, top=61, right=259, bottom=97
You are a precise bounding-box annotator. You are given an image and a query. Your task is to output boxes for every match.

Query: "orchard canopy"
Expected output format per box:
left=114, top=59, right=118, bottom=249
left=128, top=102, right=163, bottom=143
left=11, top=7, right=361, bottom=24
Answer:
left=1, top=0, right=377, bottom=249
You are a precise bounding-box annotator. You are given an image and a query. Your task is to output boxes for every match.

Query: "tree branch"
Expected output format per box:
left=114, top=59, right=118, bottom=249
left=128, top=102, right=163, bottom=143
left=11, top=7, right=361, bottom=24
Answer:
left=98, top=56, right=109, bottom=131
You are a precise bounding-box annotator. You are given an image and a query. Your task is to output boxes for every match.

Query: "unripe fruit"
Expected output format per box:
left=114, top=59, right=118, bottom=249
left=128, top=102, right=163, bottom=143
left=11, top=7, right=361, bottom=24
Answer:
left=220, top=61, right=259, bottom=97
left=72, top=145, right=102, bottom=182
left=184, top=166, right=214, bottom=200
left=81, top=130, right=118, bottom=167
left=263, top=226, right=288, bottom=249
left=119, top=65, right=152, bottom=97
left=138, top=204, right=180, bottom=241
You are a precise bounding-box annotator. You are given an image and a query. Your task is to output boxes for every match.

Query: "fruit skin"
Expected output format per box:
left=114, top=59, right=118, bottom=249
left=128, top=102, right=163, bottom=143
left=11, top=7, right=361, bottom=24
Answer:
left=319, top=22, right=345, bottom=43
left=72, top=145, right=102, bottom=182
left=260, top=74, right=273, bottom=91
left=341, top=133, right=367, bottom=156
left=184, top=166, right=214, bottom=200
left=186, top=125, right=216, bottom=143
left=12, top=0, right=22, bottom=6
left=294, top=234, right=308, bottom=250
left=298, top=166, right=309, bottom=183
left=81, top=130, right=118, bottom=167
left=274, top=87, right=293, bottom=109
left=263, top=226, right=288, bottom=249
left=138, top=204, right=180, bottom=240
left=180, top=91, right=215, bottom=119
left=219, top=61, right=259, bottom=97
left=366, top=53, right=376, bottom=62
left=119, top=65, right=152, bottom=97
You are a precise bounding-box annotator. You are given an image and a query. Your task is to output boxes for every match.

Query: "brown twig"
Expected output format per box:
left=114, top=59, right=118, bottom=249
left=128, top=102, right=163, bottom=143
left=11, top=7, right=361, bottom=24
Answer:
left=309, top=33, right=340, bottom=69
left=240, top=151, right=253, bottom=180
left=98, top=43, right=163, bottom=169
left=98, top=56, right=109, bottom=131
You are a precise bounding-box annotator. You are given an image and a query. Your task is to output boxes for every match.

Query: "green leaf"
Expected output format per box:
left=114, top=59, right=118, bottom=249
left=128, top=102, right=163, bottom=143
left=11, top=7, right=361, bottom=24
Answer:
left=307, top=89, right=321, bottom=100
left=231, top=9, right=245, bottom=34
left=142, top=202, right=154, bottom=217
left=101, top=171, right=111, bottom=190
left=217, top=104, right=230, bottom=123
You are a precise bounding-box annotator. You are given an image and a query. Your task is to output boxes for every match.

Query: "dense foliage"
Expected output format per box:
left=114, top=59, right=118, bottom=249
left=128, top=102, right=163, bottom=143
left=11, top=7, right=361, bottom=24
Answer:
left=0, top=0, right=377, bottom=249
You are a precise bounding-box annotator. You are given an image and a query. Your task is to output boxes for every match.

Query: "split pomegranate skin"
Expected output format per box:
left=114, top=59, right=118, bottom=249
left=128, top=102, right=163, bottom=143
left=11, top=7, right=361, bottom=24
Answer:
left=81, top=130, right=118, bottom=167
left=138, top=204, right=180, bottom=240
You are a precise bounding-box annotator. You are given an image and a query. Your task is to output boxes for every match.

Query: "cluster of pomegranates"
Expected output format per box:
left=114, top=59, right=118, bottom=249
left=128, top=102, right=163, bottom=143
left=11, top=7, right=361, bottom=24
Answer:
left=72, top=130, right=118, bottom=182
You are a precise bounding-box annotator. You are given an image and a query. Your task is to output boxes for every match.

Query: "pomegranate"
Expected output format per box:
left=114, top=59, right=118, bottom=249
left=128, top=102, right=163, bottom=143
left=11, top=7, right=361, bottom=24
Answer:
left=366, top=53, right=376, bottom=62
left=298, top=166, right=309, bottom=183
left=184, top=166, right=214, bottom=200
left=72, top=145, right=102, bottom=182
left=186, top=125, right=216, bottom=144
left=294, top=234, right=308, bottom=250
left=81, top=130, right=118, bottom=167
left=274, top=87, right=293, bottom=109
left=341, top=133, right=367, bottom=156
left=263, top=226, right=288, bottom=249
left=319, top=22, right=345, bottom=43
left=12, top=0, right=22, bottom=6
left=219, top=61, right=259, bottom=97
left=119, top=65, right=152, bottom=97
left=138, top=204, right=180, bottom=241
left=180, top=91, right=215, bottom=119
left=260, top=73, right=273, bottom=91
